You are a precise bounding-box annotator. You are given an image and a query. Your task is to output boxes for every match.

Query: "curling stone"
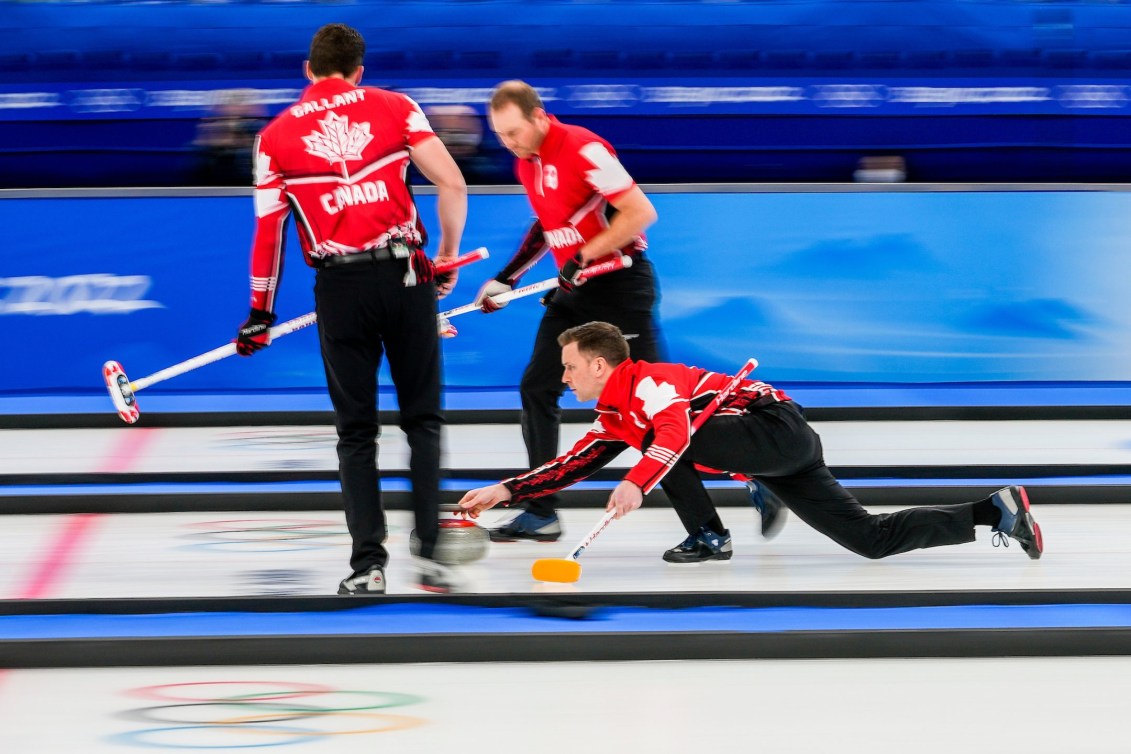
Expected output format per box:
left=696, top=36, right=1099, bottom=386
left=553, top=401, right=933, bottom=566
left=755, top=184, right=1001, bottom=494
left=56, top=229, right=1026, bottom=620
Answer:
left=410, top=518, right=489, bottom=565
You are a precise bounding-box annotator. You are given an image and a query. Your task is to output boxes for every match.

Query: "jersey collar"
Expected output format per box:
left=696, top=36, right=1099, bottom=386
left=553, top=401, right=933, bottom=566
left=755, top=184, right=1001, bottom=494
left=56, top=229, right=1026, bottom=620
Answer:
left=301, top=76, right=359, bottom=100
left=595, top=358, right=636, bottom=413
left=532, top=114, right=564, bottom=160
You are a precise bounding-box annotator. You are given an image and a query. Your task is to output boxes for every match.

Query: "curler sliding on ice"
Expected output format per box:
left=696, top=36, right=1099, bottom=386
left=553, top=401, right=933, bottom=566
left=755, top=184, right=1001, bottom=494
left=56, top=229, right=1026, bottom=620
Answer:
left=102, top=248, right=488, bottom=424
left=531, top=355, right=757, bottom=584
left=459, top=321, right=1043, bottom=585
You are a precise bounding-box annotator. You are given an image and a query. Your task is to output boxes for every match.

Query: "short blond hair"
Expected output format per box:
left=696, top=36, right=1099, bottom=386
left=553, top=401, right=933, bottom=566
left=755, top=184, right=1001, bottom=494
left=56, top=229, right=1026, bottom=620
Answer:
left=489, top=80, right=544, bottom=119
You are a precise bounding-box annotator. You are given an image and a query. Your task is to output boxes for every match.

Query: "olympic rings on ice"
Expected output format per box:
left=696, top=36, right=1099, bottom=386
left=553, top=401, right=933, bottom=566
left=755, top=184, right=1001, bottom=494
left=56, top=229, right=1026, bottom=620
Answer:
left=181, top=519, right=352, bottom=553
left=111, top=681, right=427, bottom=749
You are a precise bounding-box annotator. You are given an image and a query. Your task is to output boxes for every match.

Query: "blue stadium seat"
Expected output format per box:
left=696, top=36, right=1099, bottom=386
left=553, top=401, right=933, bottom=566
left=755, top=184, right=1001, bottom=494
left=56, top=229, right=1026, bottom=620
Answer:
left=173, top=52, right=222, bottom=72
left=716, top=50, right=759, bottom=70
left=1041, top=49, right=1087, bottom=69
left=997, top=49, right=1042, bottom=70
left=901, top=50, right=947, bottom=69
left=458, top=51, right=501, bottom=72
left=810, top=50, right=855, bottom=70
left=268, top=51, right=306, bottom=74
left=130, top=51, right=173, bottom=71
left=411, top=50, right=456, bottom=70
left=530, top=49, right=575, bottom=71
left=223, top=51, right=270, bottom=72
left=82, top=50, right=129, bottom=71
left=36, top=50, right=81, bottom=71
left=365, top=51, right=406, bottom=71
left=854, top=51, right=903, bottom=70
left=949, top=49, right=996, bottom=68
left=577, top=50, right=623, bottom=71
left=0, top=53, right=32, bottom=74
left=1090, top=49, right=1131, bottom=70
left=761, top=49, right=810, bottom=70
left=666, top=51, right=717, bottom=71
left=623, top=51, right=666, bottom=72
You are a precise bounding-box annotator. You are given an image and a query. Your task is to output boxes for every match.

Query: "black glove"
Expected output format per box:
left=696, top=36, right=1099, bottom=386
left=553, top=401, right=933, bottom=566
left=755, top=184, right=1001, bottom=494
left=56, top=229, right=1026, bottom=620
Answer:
left=236, top=308, right=277, bottom=356
left=404, top=249, right=436, bottom=287
left=435, top=265, right=455, bottom=293
left=557, top=253, right=584, bottom=293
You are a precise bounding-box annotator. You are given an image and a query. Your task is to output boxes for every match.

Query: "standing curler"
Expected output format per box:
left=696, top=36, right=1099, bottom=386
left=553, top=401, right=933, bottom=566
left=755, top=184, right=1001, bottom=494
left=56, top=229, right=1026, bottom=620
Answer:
left=233, top=23, right=469, bottom=595
left=474, top=79, right=669, bottom=545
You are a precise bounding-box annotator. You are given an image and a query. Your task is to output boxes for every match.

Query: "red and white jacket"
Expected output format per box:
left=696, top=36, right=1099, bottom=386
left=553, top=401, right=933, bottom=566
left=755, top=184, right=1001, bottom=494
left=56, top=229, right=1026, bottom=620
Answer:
left=503, top=360, right=791, bottom=502
left=248, top=77, right=437, bottom=312
left=495, top=116, right=647, bottom=284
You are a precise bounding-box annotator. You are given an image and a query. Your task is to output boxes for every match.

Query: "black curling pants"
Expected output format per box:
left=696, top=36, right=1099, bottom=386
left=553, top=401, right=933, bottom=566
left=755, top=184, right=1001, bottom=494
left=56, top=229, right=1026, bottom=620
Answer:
left=315, top=259, right=443, bottom=575
left=664, top=401, right=977, bottom=558
left=519, top=257, right=664, bottom=518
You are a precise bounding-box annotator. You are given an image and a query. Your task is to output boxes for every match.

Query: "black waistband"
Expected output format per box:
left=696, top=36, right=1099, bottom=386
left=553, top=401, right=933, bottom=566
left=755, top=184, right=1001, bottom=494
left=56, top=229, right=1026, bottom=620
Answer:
left=312, top=246, right=398, bottom=269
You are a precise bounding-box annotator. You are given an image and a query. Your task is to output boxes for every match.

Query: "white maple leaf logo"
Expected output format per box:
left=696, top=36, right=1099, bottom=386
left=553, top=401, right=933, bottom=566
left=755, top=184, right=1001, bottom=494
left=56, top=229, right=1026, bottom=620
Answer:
left=254, top=149, right=274, bottom=185
left=580, top=142, right=633, bottom=195
left=302, top=112, right=374, bottom=164
left=634, top=376, right=684, bottom=419
left=407, top=108, right=433, bottom=133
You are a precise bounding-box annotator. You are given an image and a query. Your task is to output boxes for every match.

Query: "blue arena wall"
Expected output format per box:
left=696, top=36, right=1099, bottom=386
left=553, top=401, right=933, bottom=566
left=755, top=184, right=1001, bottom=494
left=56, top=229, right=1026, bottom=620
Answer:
left=3, top=185, right=1131, bottom=404
left=5, top=0, right=1131, bottom=186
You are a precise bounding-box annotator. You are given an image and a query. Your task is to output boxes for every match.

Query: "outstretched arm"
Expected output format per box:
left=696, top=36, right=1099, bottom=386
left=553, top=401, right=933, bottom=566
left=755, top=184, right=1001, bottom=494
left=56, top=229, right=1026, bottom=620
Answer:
left=459, top=483, right=512, bottom=519
left=459, top=428, right=628, bottom=516
left=410, top=135, right=467, bottom=296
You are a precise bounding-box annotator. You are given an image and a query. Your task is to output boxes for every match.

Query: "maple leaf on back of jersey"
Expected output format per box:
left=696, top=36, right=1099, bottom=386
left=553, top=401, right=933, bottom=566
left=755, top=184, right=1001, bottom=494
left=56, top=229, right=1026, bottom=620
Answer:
left=302, top=112, right=374, bottom=164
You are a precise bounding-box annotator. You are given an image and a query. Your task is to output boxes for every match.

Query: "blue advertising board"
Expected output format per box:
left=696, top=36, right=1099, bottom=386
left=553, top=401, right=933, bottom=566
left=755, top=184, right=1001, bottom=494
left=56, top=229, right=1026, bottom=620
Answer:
left=2, top=187, right=1131, bottom=404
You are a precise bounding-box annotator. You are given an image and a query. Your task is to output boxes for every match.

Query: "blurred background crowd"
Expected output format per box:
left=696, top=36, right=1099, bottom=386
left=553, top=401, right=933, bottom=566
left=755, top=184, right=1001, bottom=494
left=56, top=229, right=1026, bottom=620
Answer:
left=3, top=0, right=1131, bottom=188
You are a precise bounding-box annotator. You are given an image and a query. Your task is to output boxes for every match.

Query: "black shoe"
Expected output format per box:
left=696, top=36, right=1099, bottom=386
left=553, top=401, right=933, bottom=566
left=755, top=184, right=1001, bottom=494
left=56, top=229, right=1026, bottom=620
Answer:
left=488, top=510, right=562, bottom=542
left=337, top=565, right=385, bottom=595
left=662, top=526, right=733, bottom=564
left=746, top=479, right=787, bottom=539
left=990, top=485, right=1044, bottom=560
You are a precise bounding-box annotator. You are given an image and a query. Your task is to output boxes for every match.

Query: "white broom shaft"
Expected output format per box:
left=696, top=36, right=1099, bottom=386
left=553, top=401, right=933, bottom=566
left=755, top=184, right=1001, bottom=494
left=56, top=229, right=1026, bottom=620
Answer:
left=127, top=250, right=487, bottom=392
left=567, top=510, right=617, bottom=561
left=440, top=254, right=633, bottom=320
left=131, top=313, right=318, bottom=390
left=440, top=278, right=558, bottom=319
left=562, top=357, right=760, bottom=563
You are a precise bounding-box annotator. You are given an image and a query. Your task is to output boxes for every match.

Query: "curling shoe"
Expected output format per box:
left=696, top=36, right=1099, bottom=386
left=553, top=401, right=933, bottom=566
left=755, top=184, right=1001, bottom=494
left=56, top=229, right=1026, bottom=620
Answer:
left=663, top=525, right=733, bottom=564
left=990, top=485, right=1043, bottom=560
left=337, top=565, right=386, bottom=595
left=411, top=557, right=466, bottom=594
left=488, top=510, right=562, bottom=542
left=746, top=479, right=787, bottom=539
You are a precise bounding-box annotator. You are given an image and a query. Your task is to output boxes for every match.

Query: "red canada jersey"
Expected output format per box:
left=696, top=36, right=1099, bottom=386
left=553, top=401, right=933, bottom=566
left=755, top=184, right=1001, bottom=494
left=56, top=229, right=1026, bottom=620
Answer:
left=247, top=77, right=437, bottom=312
left=514, top=116, right=647, bottom=268
left=503, top=360, right=790, bottom=502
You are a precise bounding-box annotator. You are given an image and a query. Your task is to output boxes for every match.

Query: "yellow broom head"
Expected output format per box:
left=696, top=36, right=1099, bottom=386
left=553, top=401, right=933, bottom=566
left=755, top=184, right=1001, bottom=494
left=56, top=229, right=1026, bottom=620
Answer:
left=531, top=558, right=582, bottom=583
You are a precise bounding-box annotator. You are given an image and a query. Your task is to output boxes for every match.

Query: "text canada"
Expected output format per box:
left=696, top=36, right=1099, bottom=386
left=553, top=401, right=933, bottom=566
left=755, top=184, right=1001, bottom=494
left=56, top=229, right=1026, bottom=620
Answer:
left=320, top=181, right=390, bottom=215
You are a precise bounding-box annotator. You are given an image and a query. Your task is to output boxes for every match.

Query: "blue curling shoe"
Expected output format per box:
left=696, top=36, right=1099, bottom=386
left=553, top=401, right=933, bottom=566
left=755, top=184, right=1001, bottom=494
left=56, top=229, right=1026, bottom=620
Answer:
left=663, top=525, right=733, bottom=564
left=746, top=479, right=787, bottom=540
left=488, top=510, right=562, bottom=542
left=990, top=485, right=1043, bottom=560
